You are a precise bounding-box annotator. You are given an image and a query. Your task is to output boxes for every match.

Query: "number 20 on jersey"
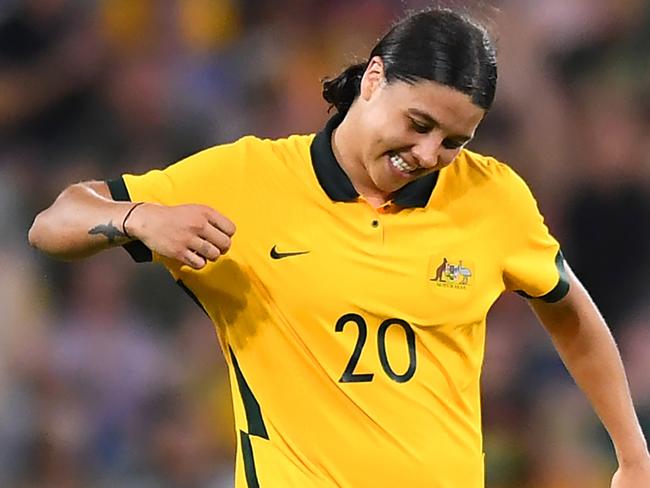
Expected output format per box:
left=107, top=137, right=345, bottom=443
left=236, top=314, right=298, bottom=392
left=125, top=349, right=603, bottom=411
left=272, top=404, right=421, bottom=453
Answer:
left=335, top=313, right=417, bottom=383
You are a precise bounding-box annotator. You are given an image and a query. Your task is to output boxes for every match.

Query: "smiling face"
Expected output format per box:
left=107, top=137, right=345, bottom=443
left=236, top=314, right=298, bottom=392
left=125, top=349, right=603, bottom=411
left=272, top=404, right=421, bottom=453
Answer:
left=347, top=57, right=486, bottom=197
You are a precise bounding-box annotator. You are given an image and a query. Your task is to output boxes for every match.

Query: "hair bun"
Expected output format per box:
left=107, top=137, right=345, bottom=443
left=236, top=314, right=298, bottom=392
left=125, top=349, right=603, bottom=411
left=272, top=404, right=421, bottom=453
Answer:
left=322, top=62, right=367, bottom=114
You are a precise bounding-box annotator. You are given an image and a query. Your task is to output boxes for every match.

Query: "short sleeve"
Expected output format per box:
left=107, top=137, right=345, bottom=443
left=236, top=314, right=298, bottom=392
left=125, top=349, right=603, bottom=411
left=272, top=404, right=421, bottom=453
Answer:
left=106, top=177, right=153, bottom=262
left=106, top=136, right=261, bottom=266
left=501, top=168, right=569, bottom=303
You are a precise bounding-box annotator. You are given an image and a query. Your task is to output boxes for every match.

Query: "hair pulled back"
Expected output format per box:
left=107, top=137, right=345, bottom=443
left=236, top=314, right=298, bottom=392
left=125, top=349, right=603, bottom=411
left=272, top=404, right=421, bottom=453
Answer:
left=322, top=8, right=497, bottom=114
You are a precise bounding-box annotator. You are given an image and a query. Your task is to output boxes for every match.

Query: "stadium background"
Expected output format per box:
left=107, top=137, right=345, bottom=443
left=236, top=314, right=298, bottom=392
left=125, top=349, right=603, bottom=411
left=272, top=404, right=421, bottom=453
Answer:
left=1, top=0, right=648, bottom=486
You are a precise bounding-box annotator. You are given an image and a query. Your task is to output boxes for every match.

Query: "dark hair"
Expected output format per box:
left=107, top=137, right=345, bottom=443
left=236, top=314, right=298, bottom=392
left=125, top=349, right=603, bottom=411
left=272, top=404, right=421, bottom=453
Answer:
left=322, top=8, right=497, bottom=114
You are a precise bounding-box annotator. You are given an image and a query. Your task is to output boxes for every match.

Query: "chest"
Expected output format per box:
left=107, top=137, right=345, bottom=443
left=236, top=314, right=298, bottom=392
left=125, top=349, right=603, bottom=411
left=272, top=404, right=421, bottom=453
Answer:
left=229, top=199, right=505, bottom=327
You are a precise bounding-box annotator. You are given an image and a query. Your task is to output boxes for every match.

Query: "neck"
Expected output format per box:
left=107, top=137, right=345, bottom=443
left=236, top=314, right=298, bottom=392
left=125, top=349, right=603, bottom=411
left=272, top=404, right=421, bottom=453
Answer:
left=331, top=110, right=391, bottom=206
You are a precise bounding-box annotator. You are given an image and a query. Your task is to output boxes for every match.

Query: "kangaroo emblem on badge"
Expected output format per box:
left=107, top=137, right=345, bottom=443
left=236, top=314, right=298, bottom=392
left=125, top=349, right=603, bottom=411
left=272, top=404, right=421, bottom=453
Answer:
left=429, top=257, right=473, bottom=289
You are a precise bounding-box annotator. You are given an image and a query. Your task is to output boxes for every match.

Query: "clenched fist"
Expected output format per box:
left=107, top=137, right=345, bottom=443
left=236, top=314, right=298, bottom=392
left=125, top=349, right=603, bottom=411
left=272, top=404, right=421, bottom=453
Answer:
left=125, top=203, right=236, bottom=270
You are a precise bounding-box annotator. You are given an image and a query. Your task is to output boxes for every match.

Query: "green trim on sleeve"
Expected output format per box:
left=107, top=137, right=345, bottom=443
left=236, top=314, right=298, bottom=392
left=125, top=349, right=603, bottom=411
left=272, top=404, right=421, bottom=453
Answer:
left=516, top=250, right=570, bottom=303
left=106, top=177, right=131, bottom=201
left=106, top=177, right=153, bottom=263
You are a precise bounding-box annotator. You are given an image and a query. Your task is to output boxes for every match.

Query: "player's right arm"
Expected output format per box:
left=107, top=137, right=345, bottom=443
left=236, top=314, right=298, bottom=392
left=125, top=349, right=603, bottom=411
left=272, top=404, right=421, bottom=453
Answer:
left=28, top=180, right=235, bottom=270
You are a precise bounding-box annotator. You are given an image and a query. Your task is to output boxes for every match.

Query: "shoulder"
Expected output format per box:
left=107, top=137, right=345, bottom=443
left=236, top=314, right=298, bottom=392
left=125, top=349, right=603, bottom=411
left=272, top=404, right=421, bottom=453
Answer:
left=453, top=149, right=533, bottom=195
left=454, top=149, right=518, bottom=180
left=263, top=133, right=316, bottom=161
left=212, top=133, right=315, bottom=165
left=193, top=132, right=312, bottom=156
left=214, top=133, right=317, bottom=193
left=441, top=149, right=539, bottom=220
left=233, top=133, right=314, bottom=152
left=171, top=133, right=313, bottom=178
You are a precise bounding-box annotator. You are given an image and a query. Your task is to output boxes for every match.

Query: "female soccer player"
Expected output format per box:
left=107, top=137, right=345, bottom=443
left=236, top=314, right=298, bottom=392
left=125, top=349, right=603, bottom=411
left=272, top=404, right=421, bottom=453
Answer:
left=29, top=8, right=649, bottom=488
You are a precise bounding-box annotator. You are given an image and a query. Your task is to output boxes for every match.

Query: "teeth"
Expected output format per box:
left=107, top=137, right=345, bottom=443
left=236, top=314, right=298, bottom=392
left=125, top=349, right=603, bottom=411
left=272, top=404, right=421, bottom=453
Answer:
left=390, top=154, right=417, bottom=173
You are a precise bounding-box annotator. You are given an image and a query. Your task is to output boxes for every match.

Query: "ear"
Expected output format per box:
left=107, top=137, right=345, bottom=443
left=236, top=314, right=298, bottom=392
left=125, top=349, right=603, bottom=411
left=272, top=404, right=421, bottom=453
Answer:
left=360, top=56, right=385, bottom=101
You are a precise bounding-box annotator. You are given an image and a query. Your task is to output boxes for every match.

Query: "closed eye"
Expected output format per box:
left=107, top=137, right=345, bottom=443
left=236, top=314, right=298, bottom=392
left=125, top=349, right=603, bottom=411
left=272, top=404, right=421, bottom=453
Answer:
left=442, top=139, right=465, bottom=150
left=407, top=112, right=472, bottom=148
left=409, top=118, right=431, bottom=134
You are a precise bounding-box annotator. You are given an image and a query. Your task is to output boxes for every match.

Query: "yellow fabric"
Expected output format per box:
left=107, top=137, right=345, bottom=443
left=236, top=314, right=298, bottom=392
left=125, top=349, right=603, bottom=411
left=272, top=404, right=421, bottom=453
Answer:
left=121, top=135, right=562, bottom=488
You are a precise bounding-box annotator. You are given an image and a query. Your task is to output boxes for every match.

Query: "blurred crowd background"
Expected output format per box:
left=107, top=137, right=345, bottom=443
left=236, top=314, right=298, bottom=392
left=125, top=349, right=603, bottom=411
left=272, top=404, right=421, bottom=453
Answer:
left=1, top=0, right=648, bottom=487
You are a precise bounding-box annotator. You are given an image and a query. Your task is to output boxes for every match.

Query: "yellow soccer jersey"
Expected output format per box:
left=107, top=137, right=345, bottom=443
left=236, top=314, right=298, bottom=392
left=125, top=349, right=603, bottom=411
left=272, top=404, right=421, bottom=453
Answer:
left=107, top=114, right=568, bottom=488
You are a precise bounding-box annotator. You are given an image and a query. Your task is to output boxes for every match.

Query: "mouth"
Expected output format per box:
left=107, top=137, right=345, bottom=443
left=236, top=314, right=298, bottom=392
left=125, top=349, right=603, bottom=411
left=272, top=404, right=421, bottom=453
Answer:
left=388, top=153, right=420, bottom=178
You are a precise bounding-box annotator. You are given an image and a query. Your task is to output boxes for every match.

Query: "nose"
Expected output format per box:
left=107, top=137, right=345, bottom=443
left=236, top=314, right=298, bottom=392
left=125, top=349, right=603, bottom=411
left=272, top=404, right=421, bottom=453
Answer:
left=412, top=133, right=442, bottom=169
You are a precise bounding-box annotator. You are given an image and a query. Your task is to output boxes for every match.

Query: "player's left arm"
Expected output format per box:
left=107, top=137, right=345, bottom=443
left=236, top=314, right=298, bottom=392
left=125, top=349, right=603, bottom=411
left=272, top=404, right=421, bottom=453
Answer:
left=529, top=265, right=650, bottom=487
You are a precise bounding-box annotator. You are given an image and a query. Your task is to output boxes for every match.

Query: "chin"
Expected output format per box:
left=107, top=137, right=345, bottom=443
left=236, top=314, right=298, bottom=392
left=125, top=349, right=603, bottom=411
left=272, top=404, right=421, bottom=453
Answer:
left=368, top=161, right=408, bottom=194
left=376, top=178, right=407, bottom=195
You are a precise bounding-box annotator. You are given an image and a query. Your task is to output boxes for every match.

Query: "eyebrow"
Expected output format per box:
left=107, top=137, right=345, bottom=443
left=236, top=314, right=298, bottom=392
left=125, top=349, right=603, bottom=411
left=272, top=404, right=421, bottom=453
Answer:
left=407, top=108, right=473, bottom=144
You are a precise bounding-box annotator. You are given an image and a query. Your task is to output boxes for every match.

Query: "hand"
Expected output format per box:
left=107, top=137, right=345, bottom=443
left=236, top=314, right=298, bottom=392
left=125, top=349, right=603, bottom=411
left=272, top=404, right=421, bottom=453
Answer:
left=125, top=202, right=236, bottom=269
left=611, top=457, right=650, bottom=487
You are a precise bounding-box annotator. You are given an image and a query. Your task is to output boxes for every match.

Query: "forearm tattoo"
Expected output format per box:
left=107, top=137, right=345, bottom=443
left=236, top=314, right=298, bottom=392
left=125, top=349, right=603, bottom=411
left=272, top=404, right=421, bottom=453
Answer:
left=88, top=220, right=126, bottom=244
